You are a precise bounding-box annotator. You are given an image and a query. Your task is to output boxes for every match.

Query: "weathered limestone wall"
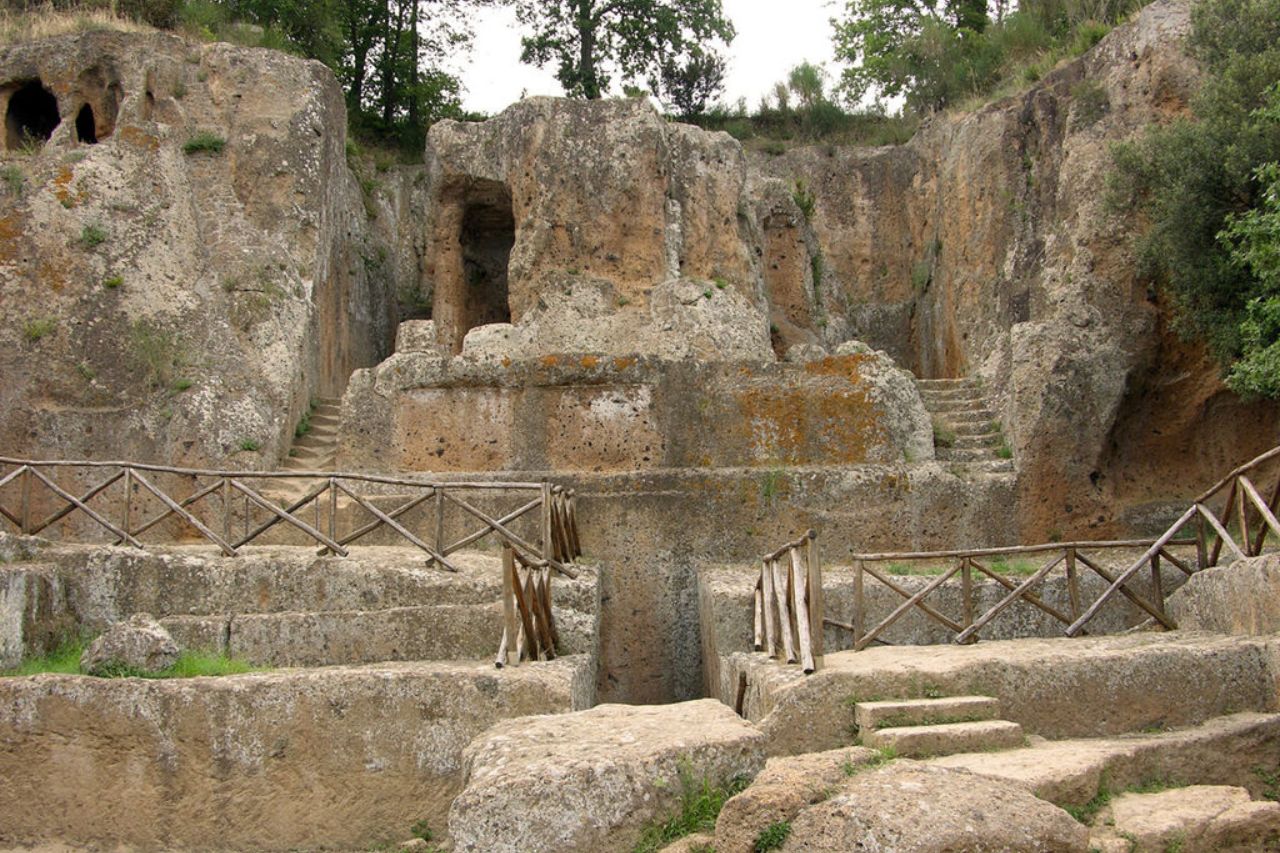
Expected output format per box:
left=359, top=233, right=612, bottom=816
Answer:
left=340, top=351, right=933, bottom=473
left=0, top=31, right=395, bottom=469
left=421, top=98, right=769, bottom=354
left=750, top=0, right=1280, bottom=538
left=0, top=659, right=592, bottom=850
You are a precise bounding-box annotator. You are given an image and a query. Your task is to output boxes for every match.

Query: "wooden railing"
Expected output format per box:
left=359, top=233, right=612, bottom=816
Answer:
left=0, top=458, right=581, bottom=577
left=752, top=530, right=824, bottom=673
left=835, top=539, right=1193, bottom=649
left=495, top=545, right=561, bottom=668
left=1066, top=444, right=1280, bottom=635
left=825, top=445, right=1280, bottom=648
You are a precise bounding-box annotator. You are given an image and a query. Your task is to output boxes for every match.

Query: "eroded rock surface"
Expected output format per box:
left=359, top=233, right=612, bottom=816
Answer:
left=1090, top=785, right=1280, bottom=853
left=0, top=30, right=394, bottom=469
left=714, top=746, right=880, bottom=853
left=780, top=761, right=1087, bottom=851
left=1167, top=554, right=1280, bottom=635
left=449, top=699, right=767, bottom=852
left=79, top=611, right=178, bottom=674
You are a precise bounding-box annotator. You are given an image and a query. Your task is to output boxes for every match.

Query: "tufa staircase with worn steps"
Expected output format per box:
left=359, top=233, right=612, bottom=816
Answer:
left=916, top=377, right=1014, bottom=473
left=281, top=397, right=341, bottom=472
left=854, top=695, right=1026, bottom=757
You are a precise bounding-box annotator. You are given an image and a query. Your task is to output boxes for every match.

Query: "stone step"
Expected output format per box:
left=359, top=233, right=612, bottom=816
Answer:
left=919, top=387, right=984, bottom=402
left=939, top=447, right=1006, bottom=462
left=951, top=458, right=1016, bottom=474
left=950, top=423, right=1000, bottom=437
left=915, top=378, right=977, bottom=390
left=307, top=414, right=339, bottom=429
left=862, top=719, right=1025, bottom=758
left=952, top=434, right=1002, bottom=450
left=288, top=444, right=332, bottom=459
left=855, top=696, right=1001, bottom=731
left=942, top=412, right=1000, bottom=428
left=293, top=433, right=336, bottom=449
left=926, top=401, right=995, bottom=417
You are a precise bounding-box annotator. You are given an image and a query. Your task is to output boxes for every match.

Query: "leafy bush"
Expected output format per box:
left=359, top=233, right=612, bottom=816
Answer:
left=80, top=223, right=107, bottom=247
left=182, top=131, right=226, bottom=154
left=1109, top=0, right=1280, bottom=392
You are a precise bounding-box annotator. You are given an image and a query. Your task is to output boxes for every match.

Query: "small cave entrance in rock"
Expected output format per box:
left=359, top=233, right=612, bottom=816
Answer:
left=75, top=104, right=97, bottom=144
left=454, top=181, right=515, bottom=351
left=4, top=80, right=60, bottom=151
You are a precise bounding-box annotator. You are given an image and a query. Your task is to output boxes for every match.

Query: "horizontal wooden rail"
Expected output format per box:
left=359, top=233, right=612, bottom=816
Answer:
left=830, top=445, right=1280, bottom=649
left=0, top=459, right=582, bottom=581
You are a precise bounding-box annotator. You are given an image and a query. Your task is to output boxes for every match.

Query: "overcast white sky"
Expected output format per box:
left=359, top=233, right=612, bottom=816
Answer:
left=454, top=0, right=842, bottom=115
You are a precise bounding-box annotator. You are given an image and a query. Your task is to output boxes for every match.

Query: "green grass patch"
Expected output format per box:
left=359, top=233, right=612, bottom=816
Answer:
left=753, top=820, right=791, bottom=851
left=932, top=419, right=956, bottom=448
left=3, top=640, right=259, bottom=679
left=22, top=316, right=57, bottom=342
left=183, top=131, right=226, bottom=155
left=102, top=274, right=124, bottom=289
left=2, top=164, right=24, bottom=196
left=1062, top=776, right=1188, bottom=824
left=80, top=223, right=107, bottom=248
left=238, top=438, right=261, bottom=452
left=884, top=562, right=950, bottom=576
left=631, top=766, right=752, bottom=853
left=989, top=557, right=1040, bottom=576
left=1, top=637, right=86, bottom=676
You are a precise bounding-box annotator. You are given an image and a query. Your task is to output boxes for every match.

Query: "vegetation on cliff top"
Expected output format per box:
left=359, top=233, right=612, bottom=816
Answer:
left=1110, top=0, right=1280, bottom=397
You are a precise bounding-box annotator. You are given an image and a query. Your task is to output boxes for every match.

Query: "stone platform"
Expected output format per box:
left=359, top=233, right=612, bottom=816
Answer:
left=725, top=632, right=1280, bottom=756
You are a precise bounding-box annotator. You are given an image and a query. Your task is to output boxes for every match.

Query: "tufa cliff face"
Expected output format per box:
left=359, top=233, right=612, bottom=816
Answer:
left=753, top=0, right=1278, bottom=537
left=0, top=30, right=394, bottom=468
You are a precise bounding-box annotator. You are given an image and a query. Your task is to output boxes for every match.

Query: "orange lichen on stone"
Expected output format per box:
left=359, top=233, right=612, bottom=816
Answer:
left=0, top=214, right=23, bottom=263
left=735, top=380, right=884, bottom=465
left=612, top=357, right=636, bottom=371
left=580, top=355, right=599, bottom=369
left=803, top=354, right=873, bottom=379
left=118, top=125, right=160, bottom=152
left=540, top=355, right=559, bottom=367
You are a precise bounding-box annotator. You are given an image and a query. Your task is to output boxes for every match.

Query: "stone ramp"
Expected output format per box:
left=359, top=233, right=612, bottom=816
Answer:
left=929, top=712, right=1280, bottom=807
left=0, top=658, right=593, bottom=851
left=2, top=541, right=600, bottom=668
left=726, top=632, right=1280, bottom=757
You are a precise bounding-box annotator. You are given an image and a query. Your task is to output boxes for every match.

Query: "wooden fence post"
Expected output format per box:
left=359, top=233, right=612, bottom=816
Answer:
left=806, top=532, right=823, bottom=670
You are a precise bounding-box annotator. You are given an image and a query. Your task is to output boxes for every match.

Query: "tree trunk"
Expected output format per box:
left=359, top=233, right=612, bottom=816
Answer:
left=577, top=0, right=600, bottom=99
left=408, top=0, right=420, bottom=126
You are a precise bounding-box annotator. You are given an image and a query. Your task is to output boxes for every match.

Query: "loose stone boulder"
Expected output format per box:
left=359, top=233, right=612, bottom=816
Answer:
left=1089, top=785, right=1280, bottom=853
left=714, top=746, right=880, bottom=853
left=782, top=761, right=1088, bottom=852
left=448, top=699, right=767, bottom=853
left=79, top=612, right=179, bottom=675
left=1167, top=555, right=1280, bottom=635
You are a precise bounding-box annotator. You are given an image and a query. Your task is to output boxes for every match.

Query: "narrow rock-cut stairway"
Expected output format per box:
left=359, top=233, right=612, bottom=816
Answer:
left=916, top=377, right=1014, bottom=473
left=855, top=695, right=1025, bottom=757
left=281, top=397, right=340, bottom=472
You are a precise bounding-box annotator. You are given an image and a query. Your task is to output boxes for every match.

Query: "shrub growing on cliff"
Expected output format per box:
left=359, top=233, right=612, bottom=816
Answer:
left=1109, top=0, right=1280, bottom=394
left=1, top=165, right=24, bottom=196
left=631, top=765, right=751, bottom=853
left=182, top=131, right=226, bottom=154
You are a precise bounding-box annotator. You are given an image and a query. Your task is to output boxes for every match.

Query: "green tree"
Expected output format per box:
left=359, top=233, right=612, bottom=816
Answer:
left=653, top=46, right=727, bottom=118
left=1110, top=0, right=1280, bottom=376
left=1222, top=93, right=1280, bottom=397
left=508, top=0, right=735, bottom=100
left=831, top=0, right=990, bottom=110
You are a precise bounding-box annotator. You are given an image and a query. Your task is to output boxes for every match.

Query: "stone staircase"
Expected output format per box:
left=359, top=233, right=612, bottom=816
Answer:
left=281, top=397, right=340, bottom=472
left=916, top=378, right=1013, bottom=473
left=854, top=695, right=1025, bottom=757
